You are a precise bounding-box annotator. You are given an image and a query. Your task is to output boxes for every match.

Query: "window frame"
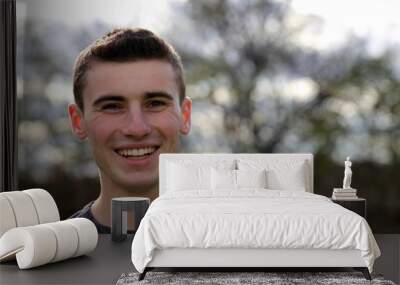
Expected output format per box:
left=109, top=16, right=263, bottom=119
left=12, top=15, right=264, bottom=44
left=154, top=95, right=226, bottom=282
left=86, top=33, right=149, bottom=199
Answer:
left=0, top=0, right=17, bottom=192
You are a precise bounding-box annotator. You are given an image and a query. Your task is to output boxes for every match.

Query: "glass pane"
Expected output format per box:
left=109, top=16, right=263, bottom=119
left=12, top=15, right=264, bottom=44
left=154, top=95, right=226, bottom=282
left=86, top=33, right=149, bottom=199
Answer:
left=17, top=0, right=400, bottom=232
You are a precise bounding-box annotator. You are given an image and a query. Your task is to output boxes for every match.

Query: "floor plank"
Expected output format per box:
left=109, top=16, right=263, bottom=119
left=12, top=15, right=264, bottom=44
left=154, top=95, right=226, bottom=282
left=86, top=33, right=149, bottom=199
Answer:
left=373, top=234, right=400, bottom=284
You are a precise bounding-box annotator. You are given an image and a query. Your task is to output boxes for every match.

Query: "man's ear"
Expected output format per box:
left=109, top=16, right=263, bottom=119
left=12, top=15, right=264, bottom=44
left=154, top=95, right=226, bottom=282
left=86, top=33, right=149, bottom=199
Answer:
left=68, top=104, right=87, bottom=140
left=179, top=97, right=192, bottom=135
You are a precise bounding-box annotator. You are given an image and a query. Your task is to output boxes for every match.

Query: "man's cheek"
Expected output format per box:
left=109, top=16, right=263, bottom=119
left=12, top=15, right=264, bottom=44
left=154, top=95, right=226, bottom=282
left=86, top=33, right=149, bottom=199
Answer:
left=87, top=120, right=116, bottom=140
left=156, top=110, right=182, bottom=128
left=157, top=119, right=181, bottom=140
left=154, top=118, right=181, bottom=151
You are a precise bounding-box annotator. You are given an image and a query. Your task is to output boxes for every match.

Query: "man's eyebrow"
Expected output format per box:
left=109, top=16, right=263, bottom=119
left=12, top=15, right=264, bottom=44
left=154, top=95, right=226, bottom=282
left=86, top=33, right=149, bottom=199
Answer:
left=144, top=91, right=174, bottom=101
left=92, top=95, right=124, bottom=106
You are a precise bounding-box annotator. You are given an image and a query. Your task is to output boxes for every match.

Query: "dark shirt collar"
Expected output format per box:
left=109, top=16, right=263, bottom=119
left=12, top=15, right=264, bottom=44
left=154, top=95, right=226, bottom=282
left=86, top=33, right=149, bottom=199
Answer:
left=69, top=201, right=111, bottom=234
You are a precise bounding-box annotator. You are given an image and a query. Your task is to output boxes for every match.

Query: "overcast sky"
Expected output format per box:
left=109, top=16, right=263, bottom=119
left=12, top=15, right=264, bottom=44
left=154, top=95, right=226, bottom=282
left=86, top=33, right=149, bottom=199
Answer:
left=20, top=0, right=400, bottom=55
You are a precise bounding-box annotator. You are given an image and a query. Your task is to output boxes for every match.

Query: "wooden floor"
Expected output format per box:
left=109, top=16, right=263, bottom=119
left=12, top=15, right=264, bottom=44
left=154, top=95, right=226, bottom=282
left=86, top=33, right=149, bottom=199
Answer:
left=373, top=234, right=400, bottom=284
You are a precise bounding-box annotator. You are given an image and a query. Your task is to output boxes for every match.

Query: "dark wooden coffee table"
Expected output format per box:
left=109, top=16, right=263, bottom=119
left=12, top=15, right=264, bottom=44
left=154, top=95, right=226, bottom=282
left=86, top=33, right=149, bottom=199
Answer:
left=0, top=234, right=134, bottom=284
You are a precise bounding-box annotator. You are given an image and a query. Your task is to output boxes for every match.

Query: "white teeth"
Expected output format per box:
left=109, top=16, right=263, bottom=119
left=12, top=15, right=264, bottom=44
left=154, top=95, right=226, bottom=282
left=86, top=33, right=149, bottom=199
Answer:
left=117, top=147, right=156, bottom=157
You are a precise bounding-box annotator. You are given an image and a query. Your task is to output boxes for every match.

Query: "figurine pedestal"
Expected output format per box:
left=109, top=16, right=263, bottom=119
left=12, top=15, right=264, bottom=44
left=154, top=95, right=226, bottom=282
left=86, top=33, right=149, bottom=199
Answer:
left=333, top=188, right=357, bottom=191
left=332, top=188, right=358, bottom=200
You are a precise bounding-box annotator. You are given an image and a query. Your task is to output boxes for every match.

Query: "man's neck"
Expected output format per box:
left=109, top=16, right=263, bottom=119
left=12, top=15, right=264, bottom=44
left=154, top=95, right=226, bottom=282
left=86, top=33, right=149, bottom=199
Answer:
left=90, top=181, right=158, bottom=229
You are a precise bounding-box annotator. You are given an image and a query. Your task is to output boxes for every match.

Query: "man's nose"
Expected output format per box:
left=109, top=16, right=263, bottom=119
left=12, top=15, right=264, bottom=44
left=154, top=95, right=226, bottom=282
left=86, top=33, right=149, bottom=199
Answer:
left=120, top=108, right=152, bottom=138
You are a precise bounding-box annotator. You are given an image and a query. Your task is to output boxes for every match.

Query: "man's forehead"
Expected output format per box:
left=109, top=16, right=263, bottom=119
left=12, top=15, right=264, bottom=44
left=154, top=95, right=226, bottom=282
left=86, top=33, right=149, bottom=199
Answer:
left=83, top=60, right=180, bottom=103
left=86, top=59, right=178, bottom=85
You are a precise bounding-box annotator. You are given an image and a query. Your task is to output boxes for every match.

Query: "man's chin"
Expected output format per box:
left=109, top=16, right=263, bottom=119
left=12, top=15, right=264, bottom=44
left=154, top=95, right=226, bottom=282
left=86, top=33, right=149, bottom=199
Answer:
left=123, top=182, right=159, bottom=200
left=121, top=179, right=158, bottom=193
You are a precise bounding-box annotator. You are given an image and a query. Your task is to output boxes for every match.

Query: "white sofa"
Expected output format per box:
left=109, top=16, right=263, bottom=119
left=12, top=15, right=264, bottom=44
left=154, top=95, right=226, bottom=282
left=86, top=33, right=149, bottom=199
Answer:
left=0, top=189, right=98, bottom=269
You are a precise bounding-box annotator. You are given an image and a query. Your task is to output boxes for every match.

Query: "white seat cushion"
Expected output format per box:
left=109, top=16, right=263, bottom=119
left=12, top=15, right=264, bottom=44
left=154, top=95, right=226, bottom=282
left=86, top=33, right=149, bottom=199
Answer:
left=0, top=189, right=60, bottom=238
left=1, top=191, right=39, bottom=227
left=0, top=196, right=17, bottom=238
left=0, top=218, right=98, bottom=269
left=24, top=189, right=60, bottom=224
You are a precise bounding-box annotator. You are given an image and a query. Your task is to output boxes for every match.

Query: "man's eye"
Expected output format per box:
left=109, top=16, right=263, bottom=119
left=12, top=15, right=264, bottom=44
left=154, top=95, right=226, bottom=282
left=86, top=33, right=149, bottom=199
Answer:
left=148, top=100, right=167, bottom=109
left=101, top=103, right=122, bottom=111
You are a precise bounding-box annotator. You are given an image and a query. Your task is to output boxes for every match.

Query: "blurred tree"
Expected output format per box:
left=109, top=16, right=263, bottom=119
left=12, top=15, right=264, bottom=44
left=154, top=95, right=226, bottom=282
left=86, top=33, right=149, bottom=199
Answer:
left=166, top=0, right=400, bottom=232
left=174, top=0, right=301, bottom=152
left=169, top=0, right=400, bottom=164
left=17, top=19, right=110, bottom=180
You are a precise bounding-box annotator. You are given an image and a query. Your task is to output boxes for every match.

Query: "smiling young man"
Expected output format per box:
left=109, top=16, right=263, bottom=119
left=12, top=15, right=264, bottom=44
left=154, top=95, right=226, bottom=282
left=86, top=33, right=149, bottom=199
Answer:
left=68, top=28, right=191, bottom=233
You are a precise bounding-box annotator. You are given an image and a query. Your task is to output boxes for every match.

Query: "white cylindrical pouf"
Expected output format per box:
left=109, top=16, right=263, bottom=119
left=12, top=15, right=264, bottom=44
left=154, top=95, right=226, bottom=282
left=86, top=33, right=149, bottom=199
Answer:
left=66, top=218, right=98, bottom=257
left=23, top=189, right=60, bottom=224
left=0, top=226, right=57, bottom=269
left=42, top=221, right=79, bottom=262
left=0, top=219, right=98, bottom=269
left=1, top=192, right=39, bottom=227
left=0, top=195, right=17, bottom=237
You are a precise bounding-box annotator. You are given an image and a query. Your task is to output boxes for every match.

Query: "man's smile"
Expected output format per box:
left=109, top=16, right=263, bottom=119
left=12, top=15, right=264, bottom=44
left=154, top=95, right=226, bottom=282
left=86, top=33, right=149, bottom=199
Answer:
left=115, top=145, right=161, bottom=160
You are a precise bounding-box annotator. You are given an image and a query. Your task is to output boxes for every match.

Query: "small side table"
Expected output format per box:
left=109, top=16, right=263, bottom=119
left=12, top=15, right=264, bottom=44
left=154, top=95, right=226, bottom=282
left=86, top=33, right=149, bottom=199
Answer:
left=331, top=198, right=366, bottom=219
left=111, top=197, right=150, bottom=242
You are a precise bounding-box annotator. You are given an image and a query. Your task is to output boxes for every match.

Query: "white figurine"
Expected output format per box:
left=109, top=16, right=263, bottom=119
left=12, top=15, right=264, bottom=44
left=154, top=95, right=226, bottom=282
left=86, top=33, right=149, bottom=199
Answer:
left=343, top=156, right=352, bottom=189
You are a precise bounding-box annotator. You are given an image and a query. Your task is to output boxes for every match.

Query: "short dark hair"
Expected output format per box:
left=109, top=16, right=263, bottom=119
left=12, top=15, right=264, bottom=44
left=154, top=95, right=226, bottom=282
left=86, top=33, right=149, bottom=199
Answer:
left=73, top=28, right=185, bottom=111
